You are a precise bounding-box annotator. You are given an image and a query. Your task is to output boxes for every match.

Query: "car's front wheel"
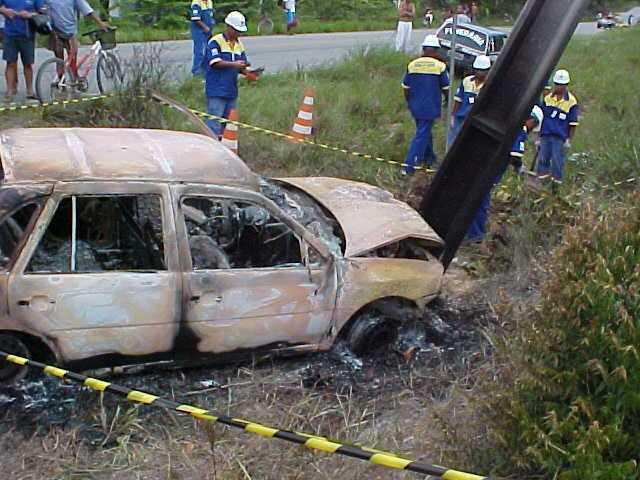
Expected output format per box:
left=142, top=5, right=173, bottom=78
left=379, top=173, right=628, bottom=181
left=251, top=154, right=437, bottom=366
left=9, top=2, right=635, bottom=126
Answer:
left=343, top=311, right=400, bottom=356
left=0, top=333, right=30, bottom=383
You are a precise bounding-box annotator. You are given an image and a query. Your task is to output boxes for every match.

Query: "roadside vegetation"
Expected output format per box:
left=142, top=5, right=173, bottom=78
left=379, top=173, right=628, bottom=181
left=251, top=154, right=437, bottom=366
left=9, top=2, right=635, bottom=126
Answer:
left=0, top=23, right=638, bottom=480
left=79, top=0, right=639, bottom=43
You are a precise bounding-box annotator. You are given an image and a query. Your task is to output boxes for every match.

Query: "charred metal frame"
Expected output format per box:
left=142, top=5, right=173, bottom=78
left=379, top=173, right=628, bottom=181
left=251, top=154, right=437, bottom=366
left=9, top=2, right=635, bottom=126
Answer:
left=420, top=0, right=589, bottom=268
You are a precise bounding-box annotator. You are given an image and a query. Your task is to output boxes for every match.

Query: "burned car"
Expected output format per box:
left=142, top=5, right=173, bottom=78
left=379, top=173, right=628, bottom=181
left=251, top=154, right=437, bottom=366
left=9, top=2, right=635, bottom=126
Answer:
left=0, top=128, right=444, bottom=382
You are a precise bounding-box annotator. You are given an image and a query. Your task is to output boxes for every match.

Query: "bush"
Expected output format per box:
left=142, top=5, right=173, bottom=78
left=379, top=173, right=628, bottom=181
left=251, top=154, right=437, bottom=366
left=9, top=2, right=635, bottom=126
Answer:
left=479, top=194, right=640, bottom=479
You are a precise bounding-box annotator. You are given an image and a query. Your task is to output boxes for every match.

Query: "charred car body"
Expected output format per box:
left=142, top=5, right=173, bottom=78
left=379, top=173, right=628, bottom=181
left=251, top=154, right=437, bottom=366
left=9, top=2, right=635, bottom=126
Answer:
left=0, top=128, right=444, bottom=381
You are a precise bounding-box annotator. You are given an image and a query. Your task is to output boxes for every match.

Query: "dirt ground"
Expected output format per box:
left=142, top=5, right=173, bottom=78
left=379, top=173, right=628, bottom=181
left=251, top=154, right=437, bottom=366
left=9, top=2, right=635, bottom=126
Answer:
left=0, top=263, right=501, bottom=480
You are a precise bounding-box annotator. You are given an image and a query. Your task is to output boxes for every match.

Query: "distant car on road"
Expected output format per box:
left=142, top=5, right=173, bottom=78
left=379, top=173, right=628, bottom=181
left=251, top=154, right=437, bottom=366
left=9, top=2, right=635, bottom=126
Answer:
left=597, top=14, right=618, bottom=29
left=436, top=22, right=508, bottom=72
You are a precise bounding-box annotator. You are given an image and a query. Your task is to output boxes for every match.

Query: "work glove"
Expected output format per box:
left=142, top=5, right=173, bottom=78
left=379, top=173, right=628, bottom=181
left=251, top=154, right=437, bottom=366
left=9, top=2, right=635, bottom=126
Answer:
left=564, top=139, right=572, bottom=149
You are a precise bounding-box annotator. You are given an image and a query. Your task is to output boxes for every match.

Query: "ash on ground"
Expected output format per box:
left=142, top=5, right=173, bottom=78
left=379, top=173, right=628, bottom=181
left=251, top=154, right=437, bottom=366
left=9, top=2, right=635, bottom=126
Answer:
left=0, top=295, right=495, bottom=438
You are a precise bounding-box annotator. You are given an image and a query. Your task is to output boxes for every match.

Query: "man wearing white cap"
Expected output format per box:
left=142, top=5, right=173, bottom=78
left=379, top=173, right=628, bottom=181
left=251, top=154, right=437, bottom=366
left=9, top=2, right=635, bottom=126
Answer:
left=205, top=11, right=250, bottom=138
left=447, top=54, right=491, bottom=148
left=536, top=69, right=580, bottom=181
left=401, top=34, right=450, bottom=175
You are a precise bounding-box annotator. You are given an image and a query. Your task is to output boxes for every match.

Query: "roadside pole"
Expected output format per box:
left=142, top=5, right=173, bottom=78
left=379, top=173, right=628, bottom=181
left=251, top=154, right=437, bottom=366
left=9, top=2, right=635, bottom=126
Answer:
left=445, top=14, right=458, bottom=149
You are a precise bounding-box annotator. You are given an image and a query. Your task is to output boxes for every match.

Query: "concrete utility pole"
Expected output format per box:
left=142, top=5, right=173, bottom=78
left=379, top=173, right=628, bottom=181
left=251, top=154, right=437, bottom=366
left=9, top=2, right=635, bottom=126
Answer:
left=445, top=14, right=458, bottom=146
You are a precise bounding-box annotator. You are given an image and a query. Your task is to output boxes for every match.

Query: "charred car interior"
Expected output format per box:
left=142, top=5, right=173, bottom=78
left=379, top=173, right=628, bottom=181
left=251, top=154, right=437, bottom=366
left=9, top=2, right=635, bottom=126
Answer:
left=183, top=197, right=303, bottom=270
left=28, top=195, right=166, bottom=273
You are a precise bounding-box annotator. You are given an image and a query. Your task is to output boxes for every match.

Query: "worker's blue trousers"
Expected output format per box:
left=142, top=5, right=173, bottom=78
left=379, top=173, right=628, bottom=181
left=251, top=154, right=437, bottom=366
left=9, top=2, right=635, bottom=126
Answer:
left=191, top=25, right=208, bottom=76
left=404, top=118, right=436, bottom=174
left=447, top=115, right=464, bottom=149
left=206, top=96, right=237, bottom=137
left=466, top=163, right=509, bottom=242
left=536, top=135, right=566, bottom=180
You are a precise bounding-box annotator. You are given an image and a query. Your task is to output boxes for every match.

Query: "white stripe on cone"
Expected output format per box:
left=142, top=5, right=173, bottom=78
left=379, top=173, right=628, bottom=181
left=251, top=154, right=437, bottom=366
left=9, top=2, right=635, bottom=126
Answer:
left=292, top=123, right=313, bottom=135
left=298, top=110, right=313, bottom=121
left=303, top=97, right=314, bottom=106
left=222, top=140, right=238, bottom=149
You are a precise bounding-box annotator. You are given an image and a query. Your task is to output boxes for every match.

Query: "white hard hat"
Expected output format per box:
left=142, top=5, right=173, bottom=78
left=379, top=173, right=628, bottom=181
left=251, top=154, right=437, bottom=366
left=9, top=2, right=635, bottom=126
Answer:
left=553, top=69, right=571, bottom=85
left=473, top=55, right=491, bottom=70
left=422, top=34, right=441, bottom=48
left=225, top=11, right=248, bottom=32
left=530, top=105, right=544, bottom=126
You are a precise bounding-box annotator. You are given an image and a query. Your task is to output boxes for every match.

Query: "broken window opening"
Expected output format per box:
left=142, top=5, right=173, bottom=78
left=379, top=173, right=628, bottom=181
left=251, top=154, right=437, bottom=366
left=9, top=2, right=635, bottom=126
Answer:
left=182, top=196, right=303, bottom=270
left=260, top=179, right=344, bottom=256
left=0, top=203, right=39, bottom=269
left=27, top=195, right=166, bottom=273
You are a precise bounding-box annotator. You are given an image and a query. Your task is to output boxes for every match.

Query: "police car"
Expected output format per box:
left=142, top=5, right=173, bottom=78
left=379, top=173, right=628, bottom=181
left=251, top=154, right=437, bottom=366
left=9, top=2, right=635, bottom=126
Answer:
left=436, top=21, right=508, bottom=72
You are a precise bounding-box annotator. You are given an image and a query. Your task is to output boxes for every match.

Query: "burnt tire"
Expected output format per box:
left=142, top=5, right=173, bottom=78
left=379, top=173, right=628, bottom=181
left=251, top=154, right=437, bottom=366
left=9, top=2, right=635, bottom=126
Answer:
left=344, top=312, right=399, bottom=356
left=0, top=334, right=30, bottom=383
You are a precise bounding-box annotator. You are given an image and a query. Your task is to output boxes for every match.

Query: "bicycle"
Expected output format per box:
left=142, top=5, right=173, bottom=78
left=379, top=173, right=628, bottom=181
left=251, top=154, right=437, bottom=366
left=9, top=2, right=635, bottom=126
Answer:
left=35, top=28, right=123, bottom=104
left=257, top=0, right=274, bottom=35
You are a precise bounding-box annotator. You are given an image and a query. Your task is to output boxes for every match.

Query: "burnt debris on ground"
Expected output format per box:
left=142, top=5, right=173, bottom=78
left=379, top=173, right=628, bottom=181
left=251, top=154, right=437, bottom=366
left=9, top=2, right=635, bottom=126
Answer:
left=0, top=295, right=495, bottom=440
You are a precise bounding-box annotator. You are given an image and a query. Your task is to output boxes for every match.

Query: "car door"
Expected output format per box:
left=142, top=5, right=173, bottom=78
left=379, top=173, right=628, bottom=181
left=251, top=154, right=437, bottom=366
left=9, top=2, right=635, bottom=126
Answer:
left=172, top=184, right=338, bottom=355
left=7, top=182, right=181, bottom=365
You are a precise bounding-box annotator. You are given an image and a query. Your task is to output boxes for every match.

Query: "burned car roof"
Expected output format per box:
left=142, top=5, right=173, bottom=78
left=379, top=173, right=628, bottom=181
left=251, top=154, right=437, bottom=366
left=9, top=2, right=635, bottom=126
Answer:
left=276, top=177, right=444, bottom=257
left=0, top=128, right=259, bottom=189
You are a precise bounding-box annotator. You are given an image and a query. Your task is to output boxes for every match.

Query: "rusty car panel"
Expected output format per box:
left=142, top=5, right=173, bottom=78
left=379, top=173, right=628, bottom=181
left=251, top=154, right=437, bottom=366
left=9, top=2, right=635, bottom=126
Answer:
left=275, top=177, right=444, bottom=257
left=0, top=128, right=260, bottom=190
left=333, top=257, right=444, bottom=332
left=9, top=273, right=181, bottom=361
left=5, top=182, right=182, bottom=362
left=184, top=269, right=335, bottom=353
left=171, top=183, right=339, bottom=354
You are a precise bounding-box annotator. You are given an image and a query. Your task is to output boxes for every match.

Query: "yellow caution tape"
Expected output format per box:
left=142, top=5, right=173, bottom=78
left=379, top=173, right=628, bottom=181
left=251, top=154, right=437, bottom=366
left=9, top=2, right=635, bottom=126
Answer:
left=0, top=94, right=114, bottom=114
left=84, top=378, right=111, bottom=391
left=44, top=365, right=68, bottom=378
left=0, top=350, right=488, bottom=479
left=152, top=95, right=437, bottom=174
left=127, top=390, right=159, bottom=404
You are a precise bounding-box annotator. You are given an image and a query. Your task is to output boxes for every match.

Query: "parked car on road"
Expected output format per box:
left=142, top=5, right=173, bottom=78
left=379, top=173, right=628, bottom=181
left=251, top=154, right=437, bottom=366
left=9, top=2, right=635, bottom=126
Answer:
left=436, top=22, right=508, bottom=72
left=597, top=13, right=618, bottom=29
left=0, top=128, right=444, bottom=382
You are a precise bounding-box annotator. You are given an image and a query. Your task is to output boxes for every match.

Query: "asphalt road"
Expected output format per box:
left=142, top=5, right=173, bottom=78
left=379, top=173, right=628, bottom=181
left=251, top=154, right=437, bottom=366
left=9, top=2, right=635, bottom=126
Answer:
left=1, top=7, right=639, bottom=101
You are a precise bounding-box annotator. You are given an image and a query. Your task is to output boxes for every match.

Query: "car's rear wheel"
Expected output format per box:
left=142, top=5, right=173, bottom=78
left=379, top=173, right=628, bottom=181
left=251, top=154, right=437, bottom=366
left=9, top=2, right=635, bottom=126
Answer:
left=0, top=334, right=30, bottom=383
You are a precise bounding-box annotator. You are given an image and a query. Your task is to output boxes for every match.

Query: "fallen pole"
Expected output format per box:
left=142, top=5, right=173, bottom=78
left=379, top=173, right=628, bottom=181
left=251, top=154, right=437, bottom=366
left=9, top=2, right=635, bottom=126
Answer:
left=0, top=351, right=488, bottom=479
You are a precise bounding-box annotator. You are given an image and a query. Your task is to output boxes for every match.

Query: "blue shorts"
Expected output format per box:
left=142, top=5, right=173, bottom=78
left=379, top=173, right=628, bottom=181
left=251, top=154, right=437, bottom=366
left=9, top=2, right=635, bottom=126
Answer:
left=285, top=11, right=296, bottom=24
left=3, top=35, right=35, bottom=65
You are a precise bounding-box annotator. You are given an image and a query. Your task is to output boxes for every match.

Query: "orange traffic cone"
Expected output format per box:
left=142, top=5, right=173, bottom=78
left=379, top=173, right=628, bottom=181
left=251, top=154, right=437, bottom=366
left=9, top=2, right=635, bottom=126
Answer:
left=221, top=109, right=239, bottom=154
left=290, top=88, right=315, bottom=142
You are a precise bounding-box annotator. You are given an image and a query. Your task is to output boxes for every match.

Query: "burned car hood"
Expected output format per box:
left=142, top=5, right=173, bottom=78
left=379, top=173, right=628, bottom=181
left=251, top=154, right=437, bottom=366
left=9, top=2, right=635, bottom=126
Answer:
left=275, top=177, right=443, bottom=257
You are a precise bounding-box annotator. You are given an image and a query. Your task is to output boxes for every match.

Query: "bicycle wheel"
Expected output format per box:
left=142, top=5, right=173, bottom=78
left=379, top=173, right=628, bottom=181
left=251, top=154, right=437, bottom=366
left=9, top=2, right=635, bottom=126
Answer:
left=35, top=57, right=74, bottom=104
left=257, top=16, right=274, bottom=35
left=96, top=52, right=123, bottom=95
